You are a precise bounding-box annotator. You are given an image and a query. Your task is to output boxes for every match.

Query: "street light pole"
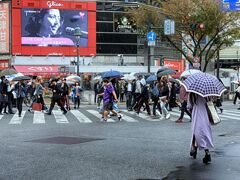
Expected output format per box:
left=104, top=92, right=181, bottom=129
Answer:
left=74, top=27, right=81, bottom=76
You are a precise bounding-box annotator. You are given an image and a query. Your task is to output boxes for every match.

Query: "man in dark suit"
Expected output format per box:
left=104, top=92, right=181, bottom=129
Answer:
left=46, top=79, right=67, bottom=115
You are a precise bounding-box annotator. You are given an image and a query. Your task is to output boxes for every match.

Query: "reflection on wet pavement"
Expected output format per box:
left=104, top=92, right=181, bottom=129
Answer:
left=162, top=143, right=240, bottom=180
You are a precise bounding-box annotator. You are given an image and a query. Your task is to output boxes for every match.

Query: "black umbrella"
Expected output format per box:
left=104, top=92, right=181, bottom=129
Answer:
left=157, top=69, right=176, bottom=77
left=169, top=78, right=180, bottom=84
left=157, top=67, right=172, bottom=74
left=0, top=68, right=18, bottom=77
left=12, top=76, right=31, bottom=81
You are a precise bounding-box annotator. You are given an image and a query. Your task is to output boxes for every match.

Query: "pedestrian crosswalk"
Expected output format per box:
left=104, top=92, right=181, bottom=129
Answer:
left=0, top=108, right=240, bottom=125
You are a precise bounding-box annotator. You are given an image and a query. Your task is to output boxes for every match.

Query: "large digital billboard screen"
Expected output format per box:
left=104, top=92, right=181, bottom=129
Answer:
left=222, top=0, right=240, bottom=11
left=21, top=8, right=88, bottom=47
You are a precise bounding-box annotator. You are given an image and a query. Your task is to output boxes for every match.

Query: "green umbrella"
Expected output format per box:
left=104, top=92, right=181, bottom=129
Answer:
left=0, top=69, right=18, bottom=77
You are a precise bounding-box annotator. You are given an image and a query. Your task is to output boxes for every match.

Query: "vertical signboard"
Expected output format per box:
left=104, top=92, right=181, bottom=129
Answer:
left=0, top=2, right=9, bottom=54
left=222, top=0, right=240, bottom=11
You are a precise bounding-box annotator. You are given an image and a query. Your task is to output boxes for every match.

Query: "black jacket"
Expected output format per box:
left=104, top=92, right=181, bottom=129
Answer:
left=49, top=83, right=63, bottom=100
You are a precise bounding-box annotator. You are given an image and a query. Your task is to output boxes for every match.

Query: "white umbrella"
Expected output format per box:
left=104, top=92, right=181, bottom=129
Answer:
left=180, top=69, right=202, bottom=78
left=5, top=73, right=24, bottom=81
left=66, top=75, right=81, bottom=82
left=122, top=74, right=135, bottom=81
left=93, top=76, right=102, bottom=81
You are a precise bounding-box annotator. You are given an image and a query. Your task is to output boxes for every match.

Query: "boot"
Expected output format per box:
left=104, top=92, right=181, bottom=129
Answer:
left=203, top=150, right=211, bottom=164
left=190, top=146, right=197, bottom=159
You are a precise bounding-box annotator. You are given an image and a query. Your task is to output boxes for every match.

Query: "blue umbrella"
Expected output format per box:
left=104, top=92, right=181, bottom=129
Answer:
left=146, top=75, right=157, bottom=83
left=182, top=72, right=226, bottom=97
left=102, top=70, right=123, bottom=78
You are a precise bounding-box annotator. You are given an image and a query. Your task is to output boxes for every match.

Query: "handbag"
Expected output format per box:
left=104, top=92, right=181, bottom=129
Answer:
left=206, top=101, right=221, bottom=125
left=0, top=94, right=8, bottom=102
left=32, top=102, right=42, bottom=111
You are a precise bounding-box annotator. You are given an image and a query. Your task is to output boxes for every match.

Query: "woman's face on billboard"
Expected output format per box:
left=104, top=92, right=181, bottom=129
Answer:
left=40, top=9, right=61, bottom=36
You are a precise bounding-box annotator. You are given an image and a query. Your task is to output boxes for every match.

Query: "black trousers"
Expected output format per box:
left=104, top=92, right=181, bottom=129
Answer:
left=233, top=92, right=240, bottom=104
left=136, top=97, right=151, bottom=115
left=126, top=92, right=133, bottom=109
left=179, top=101, right=191, bottom=119
left=152, top=99, right=162, bottom=116
left=49, top=98, right=66, bottom=113
left=0, top=102, right=7, bottom=113
left=17, top=97, right=24, bottom=116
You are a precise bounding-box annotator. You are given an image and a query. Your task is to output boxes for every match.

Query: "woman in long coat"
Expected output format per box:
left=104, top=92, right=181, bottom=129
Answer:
left=187, top=93, right=213, bottom=164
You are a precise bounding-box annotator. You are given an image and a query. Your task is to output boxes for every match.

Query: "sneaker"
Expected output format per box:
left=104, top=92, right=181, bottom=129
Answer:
left=166, top=113, right=171, bottom=119
left=160, top=116, right=165, bottom=120
left=175, top=118, right=183, bottom=123
left=156, top=111, right=161, bottom=116
left=101, top=118, right=107, bottom=122
left=63, top=111, right=67, bottom=115
left=118, top=114, right=122, bottom=121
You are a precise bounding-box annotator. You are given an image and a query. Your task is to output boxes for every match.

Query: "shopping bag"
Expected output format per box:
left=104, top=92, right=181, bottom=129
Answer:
left=32, top=102, right=42, bottom=111
left=206, top=101, right=221, bottom=125
left=113, top=102, right=119, bottom=113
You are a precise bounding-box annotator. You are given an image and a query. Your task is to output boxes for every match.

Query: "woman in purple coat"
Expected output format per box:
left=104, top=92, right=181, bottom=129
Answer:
left=187, top=93, right=213, bottom=164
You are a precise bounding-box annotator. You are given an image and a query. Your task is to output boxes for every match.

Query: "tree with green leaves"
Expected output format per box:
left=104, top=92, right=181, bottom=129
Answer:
left=128, top=0, right=240, bottom=71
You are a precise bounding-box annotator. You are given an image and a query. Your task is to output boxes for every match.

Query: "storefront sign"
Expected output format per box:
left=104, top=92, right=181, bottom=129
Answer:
left=0, top=2, right=10, bottom=53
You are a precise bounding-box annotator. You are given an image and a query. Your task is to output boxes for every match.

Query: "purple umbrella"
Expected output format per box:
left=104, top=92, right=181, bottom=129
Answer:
left=182, top=73, right=226, bottom=97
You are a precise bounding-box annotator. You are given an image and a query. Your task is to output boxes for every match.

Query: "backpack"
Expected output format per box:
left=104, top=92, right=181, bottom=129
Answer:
left=151, top=85, right=159, bottom=100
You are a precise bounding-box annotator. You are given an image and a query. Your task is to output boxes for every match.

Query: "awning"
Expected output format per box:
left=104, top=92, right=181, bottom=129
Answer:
left=14, top=65, right=61, bottom=76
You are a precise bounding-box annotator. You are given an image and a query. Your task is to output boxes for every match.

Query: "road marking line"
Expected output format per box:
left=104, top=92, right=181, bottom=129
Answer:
left=123, top=110, right=159, bottom=121
left=222, top=109, right=240, bottom=115
left=120, top=112, right=138, bottom=122
left=71, top=110, right=92, bottom=123
left=9, top=111, right=26, bottom=124
left=171, top=109, right=240, bottom=121
left=53, top=110, right=69, bottom=123
left=33, top=111, right=45, bottom=124
left=170, top=110, right=191, bottom=120
left=87, top=110, right=115, bottom=122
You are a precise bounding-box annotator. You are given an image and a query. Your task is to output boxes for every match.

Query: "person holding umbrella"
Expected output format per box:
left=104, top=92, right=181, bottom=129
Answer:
left=175, top=77, right=191, bottom=123
left=14, top=80, right=27, bottom=117
left=183, top=72, right=226, bottom=164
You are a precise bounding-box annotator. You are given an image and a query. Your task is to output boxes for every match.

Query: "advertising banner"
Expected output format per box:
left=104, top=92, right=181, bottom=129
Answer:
left=0, top=2, right=10, bottom=53
left=21, top=8, right=88, bottom=47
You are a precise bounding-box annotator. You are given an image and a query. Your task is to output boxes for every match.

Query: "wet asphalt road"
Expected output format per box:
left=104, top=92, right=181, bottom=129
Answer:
left=0, top=101, right=240, bottom=180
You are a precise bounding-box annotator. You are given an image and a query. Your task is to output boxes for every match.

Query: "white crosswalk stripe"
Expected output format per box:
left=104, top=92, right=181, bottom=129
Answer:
left=9, top=111, right=26, bottom=124
left=0, top=114, right=3, bottom=121
left=120, top=113, right=138, bottom=122
left=33, top=111, right=45, bottom=124
left=170, top=110, right=191, bottom=121
left=2, top=107, right=240, bottom=125
left=170, top=109, right=240, bottom=121
left=87, top=110, right=115, bottom=122
left=123, top=110, right=160, bottom=122
left=71, top=110, right=92, bottom=123
left=52, top=110, right=69, bottom=123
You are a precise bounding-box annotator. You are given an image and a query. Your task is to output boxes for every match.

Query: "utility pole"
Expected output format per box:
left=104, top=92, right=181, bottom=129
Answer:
left=216, top=50, right=220, bottom=79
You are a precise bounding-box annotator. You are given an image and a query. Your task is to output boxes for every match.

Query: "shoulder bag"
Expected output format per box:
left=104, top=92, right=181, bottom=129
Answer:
left=206, top=101, right=221, bottom=125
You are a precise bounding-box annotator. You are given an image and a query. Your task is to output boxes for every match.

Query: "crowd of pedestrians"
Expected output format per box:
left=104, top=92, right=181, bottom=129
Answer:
left=95, top=75, right=181, bottom=121
left=0, top=75, right=85, bottom=117
left=0, top=69, right=230, bottom=165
